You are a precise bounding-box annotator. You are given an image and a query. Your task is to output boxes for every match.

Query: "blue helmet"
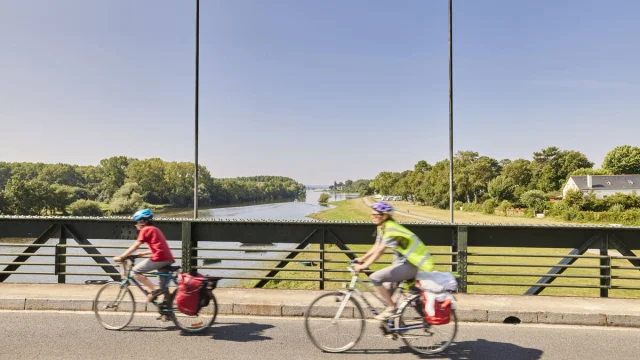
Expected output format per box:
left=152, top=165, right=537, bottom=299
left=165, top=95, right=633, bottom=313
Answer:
left=132, top=209, right=153, bottom=221
left=371, top=201, right=394, bottom=214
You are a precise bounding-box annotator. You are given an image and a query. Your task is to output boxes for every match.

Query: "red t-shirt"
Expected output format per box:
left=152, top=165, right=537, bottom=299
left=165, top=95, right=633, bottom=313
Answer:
left=137, top=226, right=174, bottom=262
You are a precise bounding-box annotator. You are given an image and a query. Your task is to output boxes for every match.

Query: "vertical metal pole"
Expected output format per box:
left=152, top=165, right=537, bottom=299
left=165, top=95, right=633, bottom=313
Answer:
left=600, top=233, right=610, bottom=298
left=456, top=225, right=467, bottom=293
left=57, top=226, right=66, bottom=284
left=320, top=228, right=325, bottom=290
left=448, top=0, right=454, bottom=223
left=194, top=0, right=200, bottom=219
left=182, top=222, right=194, bottom=274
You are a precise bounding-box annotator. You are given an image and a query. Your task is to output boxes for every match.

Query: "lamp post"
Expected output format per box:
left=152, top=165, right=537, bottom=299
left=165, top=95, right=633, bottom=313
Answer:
left=194, top=0, right=200, bottom=219
left=448, top=0, right=454, bottom=223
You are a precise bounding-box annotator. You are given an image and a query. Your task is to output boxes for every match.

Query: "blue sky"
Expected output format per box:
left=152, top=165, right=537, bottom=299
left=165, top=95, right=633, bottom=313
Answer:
left=1, top=1, right=639, bottom=185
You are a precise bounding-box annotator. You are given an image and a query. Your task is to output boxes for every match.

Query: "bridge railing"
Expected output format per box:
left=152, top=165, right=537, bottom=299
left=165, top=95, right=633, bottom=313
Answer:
left=0, top=216, right=639, bottom=297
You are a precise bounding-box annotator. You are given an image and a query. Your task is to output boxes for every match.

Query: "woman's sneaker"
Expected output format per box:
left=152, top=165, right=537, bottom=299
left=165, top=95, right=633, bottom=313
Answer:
left=374, top=307, right=399, bottom=321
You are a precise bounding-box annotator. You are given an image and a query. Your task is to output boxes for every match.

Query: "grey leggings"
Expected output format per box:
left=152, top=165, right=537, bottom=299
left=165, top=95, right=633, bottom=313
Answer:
left=369, top=261, right=418, bottom=290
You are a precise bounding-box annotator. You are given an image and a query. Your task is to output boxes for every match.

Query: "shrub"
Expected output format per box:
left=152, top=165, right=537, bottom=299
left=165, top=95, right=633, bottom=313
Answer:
left=318, top=193, right=330, bottom=204
left=482, top=199, right=498, bottom=214
left=69, top=200, right=104, bottom=216
left=496, top=200, right=513, bottom=215
left=520, top=190, right=547, bottom=214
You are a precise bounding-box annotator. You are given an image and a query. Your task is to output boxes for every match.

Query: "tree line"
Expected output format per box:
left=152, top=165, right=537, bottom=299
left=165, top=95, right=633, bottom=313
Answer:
left=367, top=145, right=640, bottom=212
left=328, top=179, right=373, bottom=195
left=0, top=157, right=306, bottom=216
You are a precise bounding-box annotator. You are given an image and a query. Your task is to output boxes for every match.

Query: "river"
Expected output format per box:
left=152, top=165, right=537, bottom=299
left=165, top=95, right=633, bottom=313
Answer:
left=0, top=190, right=360, bottom=286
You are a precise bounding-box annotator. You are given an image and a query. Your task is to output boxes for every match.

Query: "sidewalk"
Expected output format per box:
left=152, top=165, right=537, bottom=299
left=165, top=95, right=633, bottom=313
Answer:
left=1, top=284, right=640, bottom=328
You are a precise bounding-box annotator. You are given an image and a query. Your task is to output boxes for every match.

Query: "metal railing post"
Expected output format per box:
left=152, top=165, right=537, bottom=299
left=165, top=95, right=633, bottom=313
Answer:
left=600, top=233, right=610, bottom=298
left=56, top=226, right=66, bottom=283
left=320, top=228, right=325, bottom=290
left=182, top=222, right=197, bottom=274
left=456, top=226, right=468, bottom=293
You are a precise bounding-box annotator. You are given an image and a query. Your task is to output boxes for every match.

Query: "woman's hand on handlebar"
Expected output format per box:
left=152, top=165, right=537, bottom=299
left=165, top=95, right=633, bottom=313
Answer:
left=352, top=264, right=367, bottom=273
left=113, top=254, right=141, bottom=263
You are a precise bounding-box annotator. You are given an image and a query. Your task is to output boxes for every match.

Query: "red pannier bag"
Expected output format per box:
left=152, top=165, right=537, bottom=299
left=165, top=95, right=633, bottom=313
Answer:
left=175, top=272, right=205, bottom=316
left=419, top=292, right=452, bottom=325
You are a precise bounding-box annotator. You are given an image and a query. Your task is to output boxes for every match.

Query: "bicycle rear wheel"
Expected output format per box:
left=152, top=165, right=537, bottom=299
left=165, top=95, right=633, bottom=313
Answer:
left=93, top=282, right=136, bottom=330
left=169, top=290, right=218, bottom=333
left=398, top=300, right=457, bottom=355
left=304, top=291, right=365, bottom=353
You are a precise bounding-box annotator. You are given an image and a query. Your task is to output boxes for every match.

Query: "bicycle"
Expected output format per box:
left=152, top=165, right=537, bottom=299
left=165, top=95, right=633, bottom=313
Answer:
left=304, top=259, right=458, bottom=355
left=93, top=255, right=219, bottom=333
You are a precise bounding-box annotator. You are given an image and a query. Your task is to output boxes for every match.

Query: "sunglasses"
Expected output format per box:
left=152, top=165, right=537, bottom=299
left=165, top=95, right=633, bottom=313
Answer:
left=371, top=213, right=384, bottom=217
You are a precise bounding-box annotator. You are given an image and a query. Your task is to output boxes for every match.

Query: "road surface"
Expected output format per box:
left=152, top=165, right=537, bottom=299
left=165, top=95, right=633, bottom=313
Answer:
left=1, top=311, right=638, bottom=360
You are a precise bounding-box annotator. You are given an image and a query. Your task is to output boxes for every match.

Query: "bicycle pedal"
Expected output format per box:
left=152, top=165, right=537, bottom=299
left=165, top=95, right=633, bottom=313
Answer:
left=156, top=314, right=170, bottom=322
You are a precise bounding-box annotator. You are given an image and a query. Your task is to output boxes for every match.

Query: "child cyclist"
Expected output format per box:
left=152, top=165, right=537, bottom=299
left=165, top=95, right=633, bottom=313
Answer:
left=353, top=201, right=434, bottom=321
left=113, top=209, right=175, bottom=302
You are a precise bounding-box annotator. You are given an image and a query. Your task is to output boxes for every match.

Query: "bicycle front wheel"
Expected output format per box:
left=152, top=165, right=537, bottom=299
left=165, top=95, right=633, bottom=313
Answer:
left=169, top=290, right=218, bottom=333
left=93, top=282, right=136, bottom=330
left=304, top=291, right=365, bottom=353
left=398, top=300, right=458, bottom=355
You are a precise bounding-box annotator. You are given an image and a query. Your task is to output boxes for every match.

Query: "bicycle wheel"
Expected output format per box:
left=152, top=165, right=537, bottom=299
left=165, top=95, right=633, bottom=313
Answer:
left=304, top=291, right=365, bottom=353
left=169, top=290, right=218, bottom=333
left=398, top=300, right=457, bottom=355
left=93, top=282, right=136, bottom=330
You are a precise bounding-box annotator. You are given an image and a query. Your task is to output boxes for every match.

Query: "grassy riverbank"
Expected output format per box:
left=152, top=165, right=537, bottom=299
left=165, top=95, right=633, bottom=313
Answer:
left=240, top=197, right=640, bottom=298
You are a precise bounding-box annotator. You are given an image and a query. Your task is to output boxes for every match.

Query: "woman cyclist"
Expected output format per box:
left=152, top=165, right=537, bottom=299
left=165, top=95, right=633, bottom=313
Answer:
left=353, top=201, right=433, bottom=320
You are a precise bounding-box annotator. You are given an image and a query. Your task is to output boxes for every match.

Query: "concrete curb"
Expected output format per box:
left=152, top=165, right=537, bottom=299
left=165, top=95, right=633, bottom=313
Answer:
left=2, top=297, right=640, bottom=328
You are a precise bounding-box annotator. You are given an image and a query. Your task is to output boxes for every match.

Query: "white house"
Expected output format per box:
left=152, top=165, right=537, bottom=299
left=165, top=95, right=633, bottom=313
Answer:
left=563, top=175, right=640, bottom=199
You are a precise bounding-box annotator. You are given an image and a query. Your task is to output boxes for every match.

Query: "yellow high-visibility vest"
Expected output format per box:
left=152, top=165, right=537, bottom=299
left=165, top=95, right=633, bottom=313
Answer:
left=378, top=220, right=434, bottom=272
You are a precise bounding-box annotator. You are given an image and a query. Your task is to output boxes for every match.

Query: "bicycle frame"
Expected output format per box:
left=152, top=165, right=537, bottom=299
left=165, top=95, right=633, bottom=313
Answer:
left=117, top=259, right=178, bottom=312
left=335, top=266, right=425, bottom=333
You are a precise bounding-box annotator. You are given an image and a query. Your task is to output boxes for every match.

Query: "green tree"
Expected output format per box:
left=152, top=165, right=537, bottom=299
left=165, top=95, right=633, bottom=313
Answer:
left=37, top=164, right=84, bottom=187
left=419, top=160, right=451, bottom=209
left=0, top=191, right=7, bottom=214
left=47, top=184, right=77, bottom=215
left=563, top=189, right=584, bottom=207
left=99, top=156, right=130, bottom=200
left=0, top=162, right=12, bottom=189
left=318, top=193, right=330, bottom=204
left=414, top=160, right=432, bottom=173
left=469, top=156, right=501, bottom=202
left=10, top=162, right=45, bottom=182
left=69, top=200, right=104, bottom=216
left=371, top=172, right=402, bottom=195
left=4, top=178, right=51, bottom=215
left=488, top=176, right=515, bottom=202
left=533, top=147, right=593, bottom=192
left=109, top=183, right=144, bottom=215
left=502, top=159, right=533, bottom=188
left=568, top=168, right=614, bottom=177
left=602, top=145, right=640, bottom=175
left=453, top=151, right=478, bottom=202
left=125, top=158, right=166, bottom=203
left=520, top=190, right=547, bottom=214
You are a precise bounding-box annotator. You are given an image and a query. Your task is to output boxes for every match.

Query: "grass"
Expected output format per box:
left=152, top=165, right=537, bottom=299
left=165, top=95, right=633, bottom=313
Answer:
left=386, top=199, right=570, bottom=225
left=236, top=197, right=640, bottom=298
left=308, top=198, right=417, bottom=223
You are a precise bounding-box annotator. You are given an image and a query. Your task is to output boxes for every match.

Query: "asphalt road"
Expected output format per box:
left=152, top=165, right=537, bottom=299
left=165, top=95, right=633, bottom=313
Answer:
left=1, top=311, right=639, bottom=360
